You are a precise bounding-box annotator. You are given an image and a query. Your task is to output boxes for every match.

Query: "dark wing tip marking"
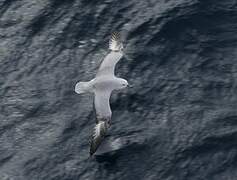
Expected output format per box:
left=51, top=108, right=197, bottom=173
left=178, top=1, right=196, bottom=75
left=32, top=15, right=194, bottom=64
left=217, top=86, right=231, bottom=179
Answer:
left=111, top=32, right=120, bottom=41
left=109, top=32, right=122, bottom=51
left=89, top=121, right=109, bottom=155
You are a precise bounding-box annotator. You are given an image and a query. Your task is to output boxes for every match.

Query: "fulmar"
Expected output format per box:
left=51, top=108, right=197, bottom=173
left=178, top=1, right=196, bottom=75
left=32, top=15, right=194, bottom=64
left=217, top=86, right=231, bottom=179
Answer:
left=75, top=32, right=129, bottom=155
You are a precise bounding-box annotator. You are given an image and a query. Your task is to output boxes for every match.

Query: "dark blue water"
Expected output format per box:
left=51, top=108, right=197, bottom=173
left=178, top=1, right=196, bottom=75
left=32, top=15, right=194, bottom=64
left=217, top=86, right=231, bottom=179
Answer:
left=1, top=0, right=237, bottom=179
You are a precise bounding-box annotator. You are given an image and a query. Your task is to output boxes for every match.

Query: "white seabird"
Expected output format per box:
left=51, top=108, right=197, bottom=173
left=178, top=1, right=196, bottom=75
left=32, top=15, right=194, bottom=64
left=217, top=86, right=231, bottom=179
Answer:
left=75, top=32, right=129, bottom=155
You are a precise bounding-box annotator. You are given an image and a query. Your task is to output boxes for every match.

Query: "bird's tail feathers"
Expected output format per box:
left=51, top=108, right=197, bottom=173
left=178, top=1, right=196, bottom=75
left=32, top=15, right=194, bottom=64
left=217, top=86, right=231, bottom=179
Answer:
left=90, top=121, right=109, bottom=155
left=75, top=81, right=91, bottom=94
left=109, top=32, right=123, bottom=51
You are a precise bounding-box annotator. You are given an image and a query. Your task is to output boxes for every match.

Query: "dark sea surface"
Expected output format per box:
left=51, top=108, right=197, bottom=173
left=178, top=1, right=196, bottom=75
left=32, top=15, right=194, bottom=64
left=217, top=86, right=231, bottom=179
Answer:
left=1, top=0, right=237, bottom=179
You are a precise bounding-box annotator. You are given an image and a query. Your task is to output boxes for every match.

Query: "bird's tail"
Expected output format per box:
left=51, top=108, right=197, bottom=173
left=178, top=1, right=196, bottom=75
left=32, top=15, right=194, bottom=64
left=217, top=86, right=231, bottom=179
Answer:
left=75, top=81, right=91, bottom=94
left=89, top=121, right=109, bottom=155
left=109, top=32, right=123, bottom=51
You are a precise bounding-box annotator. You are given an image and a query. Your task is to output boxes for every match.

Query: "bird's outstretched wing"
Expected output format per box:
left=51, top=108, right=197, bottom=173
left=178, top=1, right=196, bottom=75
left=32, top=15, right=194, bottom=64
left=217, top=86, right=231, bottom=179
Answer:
left=94, top=89, right=112, bottom=122
left=96, top=32, right=123, bottom=77
left=90, top=90, right=112, bottom=155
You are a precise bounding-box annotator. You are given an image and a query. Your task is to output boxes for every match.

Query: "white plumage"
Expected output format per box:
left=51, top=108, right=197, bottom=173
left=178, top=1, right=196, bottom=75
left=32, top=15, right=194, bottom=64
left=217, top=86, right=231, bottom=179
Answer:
left=75, top=32, right=129, bottom=155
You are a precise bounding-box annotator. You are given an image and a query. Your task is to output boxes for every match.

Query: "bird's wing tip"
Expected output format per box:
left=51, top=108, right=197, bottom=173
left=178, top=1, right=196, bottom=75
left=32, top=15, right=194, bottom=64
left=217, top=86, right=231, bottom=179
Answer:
left=89, top=121, right=108, bottom=155
left=109, top=32, right=123, bottom=51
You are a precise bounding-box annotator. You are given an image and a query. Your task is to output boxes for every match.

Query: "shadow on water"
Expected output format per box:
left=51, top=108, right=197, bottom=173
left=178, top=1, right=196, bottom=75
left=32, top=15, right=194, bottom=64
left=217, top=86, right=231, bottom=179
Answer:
left=94, top=143, right=147, bottom=164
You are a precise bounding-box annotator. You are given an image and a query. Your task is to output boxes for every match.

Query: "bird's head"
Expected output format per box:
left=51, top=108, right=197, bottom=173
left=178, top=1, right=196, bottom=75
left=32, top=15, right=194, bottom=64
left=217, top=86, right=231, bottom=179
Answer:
left=118, top=78, right=129, bottom=89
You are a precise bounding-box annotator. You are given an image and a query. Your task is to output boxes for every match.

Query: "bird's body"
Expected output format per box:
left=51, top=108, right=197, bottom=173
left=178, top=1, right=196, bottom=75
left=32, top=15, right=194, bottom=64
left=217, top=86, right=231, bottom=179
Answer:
left=75, top=32, right=128, bottom=155
left=94, top=76, right=127, bottom=91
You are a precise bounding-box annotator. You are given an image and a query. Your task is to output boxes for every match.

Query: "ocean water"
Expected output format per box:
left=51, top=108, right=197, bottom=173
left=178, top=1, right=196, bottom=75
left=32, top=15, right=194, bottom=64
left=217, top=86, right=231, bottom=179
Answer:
left=1, top=0, right=237, bottom=180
